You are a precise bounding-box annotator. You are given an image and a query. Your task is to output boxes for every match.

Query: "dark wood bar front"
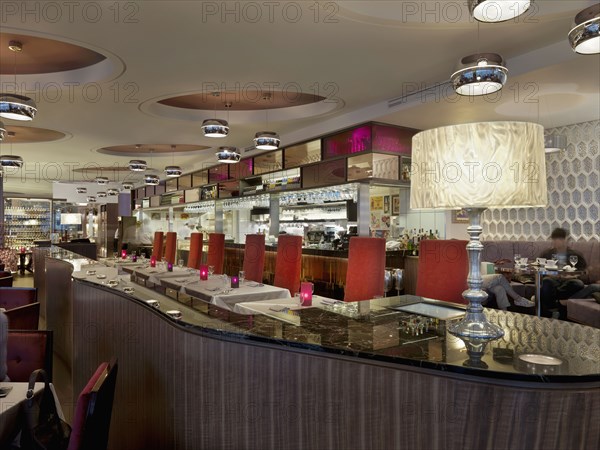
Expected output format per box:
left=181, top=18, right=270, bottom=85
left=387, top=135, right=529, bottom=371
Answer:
left=36, top=249, right=600, bottom=450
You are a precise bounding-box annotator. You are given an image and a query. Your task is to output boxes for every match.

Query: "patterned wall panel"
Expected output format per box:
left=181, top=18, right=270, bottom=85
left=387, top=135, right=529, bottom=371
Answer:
left=483, top=120, right=599, bottom=242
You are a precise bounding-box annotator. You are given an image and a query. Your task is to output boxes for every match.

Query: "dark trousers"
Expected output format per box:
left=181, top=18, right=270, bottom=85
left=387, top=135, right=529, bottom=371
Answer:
left=540, top=277, right=585, bottom=318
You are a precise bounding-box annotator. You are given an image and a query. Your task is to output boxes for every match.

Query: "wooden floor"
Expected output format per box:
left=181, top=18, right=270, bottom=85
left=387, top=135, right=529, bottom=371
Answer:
left=13, top=271, right=74, bottom=422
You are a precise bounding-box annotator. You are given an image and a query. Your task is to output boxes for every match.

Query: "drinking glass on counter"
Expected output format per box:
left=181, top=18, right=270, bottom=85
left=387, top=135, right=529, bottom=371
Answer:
left=569, top=255, right=578, bottom=268
left=238, top=270, right=245, bottom=284
left=514, top=254, right=521, bottom=266
left=208, top=265, right=215, bottom=277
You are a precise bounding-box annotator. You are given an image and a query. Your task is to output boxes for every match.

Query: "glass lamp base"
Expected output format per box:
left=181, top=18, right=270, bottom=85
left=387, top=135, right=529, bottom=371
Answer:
left=448, top=311, right=505, bottom=341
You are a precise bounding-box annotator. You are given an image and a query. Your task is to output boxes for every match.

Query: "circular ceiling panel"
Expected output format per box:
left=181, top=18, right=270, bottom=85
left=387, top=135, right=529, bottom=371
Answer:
left=0, top=33, right=106, bottom=74
left=96, top=143, right=210, bottom=156
left=0, top=125, right=67, bottom=143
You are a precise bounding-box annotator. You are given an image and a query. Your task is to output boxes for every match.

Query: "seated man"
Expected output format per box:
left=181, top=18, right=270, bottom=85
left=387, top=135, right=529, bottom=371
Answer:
left=539, top=228, right=587, bottom=318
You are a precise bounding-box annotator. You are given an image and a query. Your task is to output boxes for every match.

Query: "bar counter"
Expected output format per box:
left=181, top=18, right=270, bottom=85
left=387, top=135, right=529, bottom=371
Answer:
left=35, top=248, right=600, bottom=450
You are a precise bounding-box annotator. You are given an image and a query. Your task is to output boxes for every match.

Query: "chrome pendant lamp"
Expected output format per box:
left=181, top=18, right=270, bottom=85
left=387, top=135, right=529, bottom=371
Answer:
left=0, top=131, right=24, bottom=168
left=122, top=181, right=134, bottom=190
left=216, top=146, right=241, bottom=164
left=0, top=120, right=5, bottom=141
left=0, top=41, right=37, bottom=121
left=144, top=149, right=160, bottom=185
left=95, top=176, right=109, bottom=185
left=469, top=0, right=531, bottom=23
left=76, top=187, right=87, bottom=194
left=451, top=53, right=508, bottom=96
left=164, top=145, right=183, bottom=177
left=569, top=4, right=600, bottom=55
left=254, top=96, right=280, bottom=150
left=107, top=188, right=120, bottom=196
left=202, top=93, right=230, bottom=138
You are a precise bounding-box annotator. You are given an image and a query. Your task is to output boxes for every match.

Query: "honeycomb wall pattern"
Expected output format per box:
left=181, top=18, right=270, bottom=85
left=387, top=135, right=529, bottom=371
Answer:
left=482, top=120, right=599, bottom=242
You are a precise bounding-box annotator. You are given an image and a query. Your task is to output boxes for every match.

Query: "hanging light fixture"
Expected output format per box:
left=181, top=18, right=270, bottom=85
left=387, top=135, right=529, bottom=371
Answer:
left=144, top=174, right=160, bottom=185
left=87, top=196, right=97, bottom=203
left=0, top=41, right=37, bottom=121
left=0, top=120, right=5, bottom=141
left=95, top=176, right=109, bottom=185
left=122, top=181, right=134, bottom=190
left=545, top=134, right=567, bottom=154
left=129, top=159, right=147, bottom=171
left=0, top=131, right=23, bottom=168
left=569, top=4, right=600, bottom=55
left=254, top=131, right=280, bottom=150
left=107, top=188, right=120, bottom=196
left=469, top=0, right=531, bottom=23
left=164, top=145, right=182, bottom=177
left=216, top=146, right=241, bottom=163
left=97, top=191, right=107, bottom=198
left=76, top=187, right=87, bottom=194
left=201, top=92, right=229, bottom=138
left=451, top=53, right=508, bottom=96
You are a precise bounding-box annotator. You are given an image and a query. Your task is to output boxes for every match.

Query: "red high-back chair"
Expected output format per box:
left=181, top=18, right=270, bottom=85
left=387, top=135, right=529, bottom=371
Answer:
left=6, top=330, right=53, bottom=382
left=416, top=239, right=469, bottom=304
left=5, top=302, right=40, bottom=330
left=344, top=237, right=386, bottom=302
left=207, top=233, right=225, bottom=275
left=151, top=232, right=164, bottom=262
left=273, top=235, right=302, bottom=295
left=243, top=234, right=266, bottom=283
left=164, top=232, right=177, bottom=265
left=187, top=233, right=204, bottom=270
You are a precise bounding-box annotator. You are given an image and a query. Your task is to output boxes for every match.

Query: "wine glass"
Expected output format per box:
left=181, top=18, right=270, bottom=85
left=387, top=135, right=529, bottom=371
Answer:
left=569, top=255, right=578, bottom=268
left=208, top=265, right=215, bottom=277
left=238, top=270, right=245, bottom=284
left=513, top=254, right=521, bottom=267
left=177, top=259, right=184, bottom=269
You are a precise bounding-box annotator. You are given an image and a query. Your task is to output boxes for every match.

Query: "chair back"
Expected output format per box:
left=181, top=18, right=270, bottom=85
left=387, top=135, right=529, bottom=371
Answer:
left=6, top=329, right=53, bottom=382
left=243, top=234, right=266, bottom=283
left=68, top=358, right=119, bottom=450
left=273, top=235, right=303, bottom=295
left=0, top=286, right=38, bottom=310
left=344, top=237, right=386, bottom=302
left=416, top=239, right=469, bottom=304
left=5, top=302, right=40, bottom=330
left=164, top=232, right=177, bottom=265
left=207, top=233, right=225, bottom=274
left=151, top=232, right=164, bottom=262
left=0, top=271, right=13, bottom=287
left=187, top=233, right=204, bottom=269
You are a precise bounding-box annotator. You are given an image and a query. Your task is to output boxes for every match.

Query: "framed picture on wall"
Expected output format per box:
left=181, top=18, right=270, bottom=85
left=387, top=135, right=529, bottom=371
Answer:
left=451, top=208, right=469, bottom=223
left=400, top=156, right=412, bottom=182
left=392, top=195, right=400, bottom=215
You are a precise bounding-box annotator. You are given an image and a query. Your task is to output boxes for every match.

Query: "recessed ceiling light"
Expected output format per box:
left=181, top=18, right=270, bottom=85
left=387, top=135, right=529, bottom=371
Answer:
left=107, top=188, right=120, bottom=196
left=216, top=147, right=241, bottom=164
left=451, top=53, right=508, bottom=96
left=87, top=196, right=97, bottom=202
left=470, top=0, right=531, bottom=23
left=569, top=4, right=600, bottom=55
left=97, top=191, right=107, bottom=198
left=122, top=182, right=134, bottom=190
left=76, top=187, right=87, bottom=194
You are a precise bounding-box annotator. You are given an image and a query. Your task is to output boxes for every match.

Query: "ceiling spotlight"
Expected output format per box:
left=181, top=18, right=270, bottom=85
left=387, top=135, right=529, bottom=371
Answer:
left=254, top=131, right=280, bottom=150
left=451, top=53, right=508, bottom=96
left=87, top=196, right=97, bottom=203
left=569, top=4, right=600, bottom=55
left=201, top=119, right=229, bottom=138
left=144, top=174, right=160, bottom=185
left=0, top=154, right=24, bottom=168
left=97, top=191, right=107, bottom=198
left=469, top=0, right=531, bottom=23
left=122, top=182, right=135, bottom=190
left=95, top=176, right=109, bottom=185
left=545, top=134, right=567, bottom=153
left=216, top=147, right=241, bottom=164
left=0, top=120, right=5, bottom=141
left=107, top=188, right=120, bottom=196
left=129, top=159, right=147, bottom=171
left=76, top=187, right=87, bottom=194
left=0, top=42, right=37, bottom=121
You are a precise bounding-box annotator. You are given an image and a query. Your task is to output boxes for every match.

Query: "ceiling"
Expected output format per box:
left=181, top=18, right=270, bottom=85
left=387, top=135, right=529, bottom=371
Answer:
left=0, top=0, right=598, bottom=198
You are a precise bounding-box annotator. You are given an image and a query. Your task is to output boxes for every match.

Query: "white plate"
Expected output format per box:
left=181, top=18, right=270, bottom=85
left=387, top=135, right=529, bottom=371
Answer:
left=518, top=354, right=563, bottom=365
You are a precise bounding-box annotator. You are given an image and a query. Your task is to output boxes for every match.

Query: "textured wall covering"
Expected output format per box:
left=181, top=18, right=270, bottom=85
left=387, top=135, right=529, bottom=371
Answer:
left=483, top=120, right=599, bottom=242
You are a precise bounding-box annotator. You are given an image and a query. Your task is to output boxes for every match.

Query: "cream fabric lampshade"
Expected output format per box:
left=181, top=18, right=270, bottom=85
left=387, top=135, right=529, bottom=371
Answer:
left=410, top=121, right=547, bottom=210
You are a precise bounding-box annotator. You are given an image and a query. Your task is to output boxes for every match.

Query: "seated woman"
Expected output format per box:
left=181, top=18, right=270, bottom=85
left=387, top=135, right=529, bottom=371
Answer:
left=482, top=274, right=534, bottom=310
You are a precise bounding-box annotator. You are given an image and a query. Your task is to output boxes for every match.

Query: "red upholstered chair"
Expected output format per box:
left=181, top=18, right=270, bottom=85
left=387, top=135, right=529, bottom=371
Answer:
left=6, top=330, right=53, bottom=382
left=243, top=234, right=266, bottom=283
left=187, top=233, right=204, bottom=270
left=68, top=358, right=118, bottom=450
left=207, top=233, right=225, bottom=275
left=5, top=302, right=40, bottom=330
left=416, top=239, right=469, bottom=304
left=0, top=286, right=37, bottom=310
left=273, top=235, right=303, bottom=295
left=164, top=232, right=177, bottom=265
left=344, top=237, right=386, bottom=302
left=0, top=271, right=13, bottom=287
left=151, top=231, right=164, bottom=262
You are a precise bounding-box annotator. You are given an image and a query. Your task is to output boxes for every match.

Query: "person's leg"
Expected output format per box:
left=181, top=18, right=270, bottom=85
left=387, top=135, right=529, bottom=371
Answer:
left=488, top=285, right=510, bottom=310
left=495, top=275, right=523, bottom=301
left=556, top=279, right=586, bottom=299
left=540, top=277, right=561, bottom=317
left=568, top=283, right=600, bottom=299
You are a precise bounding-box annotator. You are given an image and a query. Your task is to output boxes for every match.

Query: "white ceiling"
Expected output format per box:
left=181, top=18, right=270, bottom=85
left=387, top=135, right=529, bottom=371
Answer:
left=1, top=0, right=598, bottom=198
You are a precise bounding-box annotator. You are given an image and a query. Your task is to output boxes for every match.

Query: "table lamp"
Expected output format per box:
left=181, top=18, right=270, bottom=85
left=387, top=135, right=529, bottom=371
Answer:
left=410, top=121, right=547, bottom=341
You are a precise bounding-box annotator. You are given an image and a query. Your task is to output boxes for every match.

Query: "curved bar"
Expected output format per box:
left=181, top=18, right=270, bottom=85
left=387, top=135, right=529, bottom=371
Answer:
left=39, top=249, right=599, bottom=450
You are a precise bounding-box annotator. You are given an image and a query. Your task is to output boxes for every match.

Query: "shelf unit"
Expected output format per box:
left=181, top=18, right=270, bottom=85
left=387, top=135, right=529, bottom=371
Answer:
left=3, top=198, right=52, bottom=249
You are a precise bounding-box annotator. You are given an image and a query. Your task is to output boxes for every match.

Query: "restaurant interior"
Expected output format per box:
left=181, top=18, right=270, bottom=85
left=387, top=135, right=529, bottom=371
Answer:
left=0, top=1, right=599, bottom=449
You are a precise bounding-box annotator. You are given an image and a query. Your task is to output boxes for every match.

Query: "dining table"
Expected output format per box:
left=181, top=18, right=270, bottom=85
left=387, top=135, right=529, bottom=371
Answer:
left=0, top=382, right=45, bottom=446
left=159, top=275, right=291, bottom=310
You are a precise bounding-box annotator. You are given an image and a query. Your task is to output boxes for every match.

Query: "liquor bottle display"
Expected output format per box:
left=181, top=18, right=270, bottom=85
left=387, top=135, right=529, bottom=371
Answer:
left=3, top=198, right=52, bottom=249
